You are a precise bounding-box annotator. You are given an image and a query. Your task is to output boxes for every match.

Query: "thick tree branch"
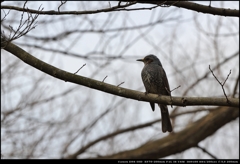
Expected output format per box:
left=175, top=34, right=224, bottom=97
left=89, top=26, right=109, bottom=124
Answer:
left=2, top=41, right=239, bottom=107
left=91, top=106, right=239, bottom=159
left=1, top=2, right=137, bottom=15
left=2, top=1, right=239, bottom=17
left=64, top=107, right=217, bottom=159
left=135, top=1, right=239, bottom=17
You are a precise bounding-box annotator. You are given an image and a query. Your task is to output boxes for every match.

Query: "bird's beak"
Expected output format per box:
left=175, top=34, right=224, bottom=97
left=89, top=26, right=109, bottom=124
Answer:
left=136, top=59, right=144, bottom=62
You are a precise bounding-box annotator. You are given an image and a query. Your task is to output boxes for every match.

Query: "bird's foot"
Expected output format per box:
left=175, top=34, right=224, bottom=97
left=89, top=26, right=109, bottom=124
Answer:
left=170, top=95, right=173, bottom=108
left=157, top=93, right=162, bottom=97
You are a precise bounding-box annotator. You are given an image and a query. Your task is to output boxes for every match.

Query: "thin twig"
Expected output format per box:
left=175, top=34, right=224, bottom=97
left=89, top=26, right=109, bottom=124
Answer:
left=196, top=145, right=217, bottom=159
left=170, top=85, right=181, bottom=92
left=102, top=76, right=108, bottom=83
left=2, top=2, right=42, bottom=45
left=222, top=70, right=231, bottom=86
left=232, top=73, right=239, bottom=98
left=166, top=85, right=181, bottom=108
left=74, top=63, right=86, bottom=74
left=117, top=82, right=124, bottom=87
left=58, top=1, right=67, bottom=12
left=118, top=1, right=121, bottom=7
left=209, top=65, right=231, bottom=104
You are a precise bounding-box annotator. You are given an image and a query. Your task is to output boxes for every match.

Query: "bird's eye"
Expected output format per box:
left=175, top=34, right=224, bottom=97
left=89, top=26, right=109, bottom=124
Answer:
left=145, top=58, right=152, bottom=63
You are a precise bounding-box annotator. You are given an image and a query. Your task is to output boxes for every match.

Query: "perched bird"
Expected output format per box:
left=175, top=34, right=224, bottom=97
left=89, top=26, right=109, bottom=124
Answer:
left=137, top=54, right=172, bottom=132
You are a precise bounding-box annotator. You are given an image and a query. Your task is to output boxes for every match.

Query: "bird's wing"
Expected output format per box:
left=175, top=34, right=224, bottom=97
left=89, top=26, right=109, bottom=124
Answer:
left=160, top=66, right=171, bottom=96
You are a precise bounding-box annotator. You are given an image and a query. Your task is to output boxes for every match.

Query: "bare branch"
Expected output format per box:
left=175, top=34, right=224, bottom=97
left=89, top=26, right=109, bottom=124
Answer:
left=222, top=70, right=231, bottom=86
left=182, top=51, right=238, bottom=97
left=58, top=1, right=67, bottom=12
left=64, top=107, right=219, bottom=159
left=21, top=16, right=180, bottom=41
left=1, top=2, right=138, bottom=15
left=133, top=1, right=239, bottom=17
left=89, top=106, right=238, bottom=159
left=74, top=63, right=86, bottom=75
left=209, top=65, right=231, bottom=104
left=232, top=73, right=239, bottom=98
left=2, top=41, right=239, bottom=107
left=118, top=1, right=121, bottom=7
left=168, top=85, right=181, bottom=108
left=3, top=1, right=238, bottom=17
left=170, top=85, right=181, bottom=93
left=102, top=76, right=108, bottom=83
left=1, top=7, right=10, bottom=22
left=117, top=82, right=125, bottom=87
left=1, top=2, right=43, bottom=46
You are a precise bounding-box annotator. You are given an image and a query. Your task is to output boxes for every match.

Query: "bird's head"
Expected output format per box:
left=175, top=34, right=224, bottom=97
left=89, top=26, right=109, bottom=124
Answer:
left=137, top=54, right=162, bottom=66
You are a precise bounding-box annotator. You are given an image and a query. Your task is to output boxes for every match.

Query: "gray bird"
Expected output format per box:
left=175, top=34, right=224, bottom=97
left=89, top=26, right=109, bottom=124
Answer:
left=137, top=54, right=172, bottom=132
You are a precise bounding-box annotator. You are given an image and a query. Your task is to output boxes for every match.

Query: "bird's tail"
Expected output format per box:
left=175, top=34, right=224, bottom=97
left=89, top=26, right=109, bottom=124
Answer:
left=159, top=104, right=172, bottom=133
